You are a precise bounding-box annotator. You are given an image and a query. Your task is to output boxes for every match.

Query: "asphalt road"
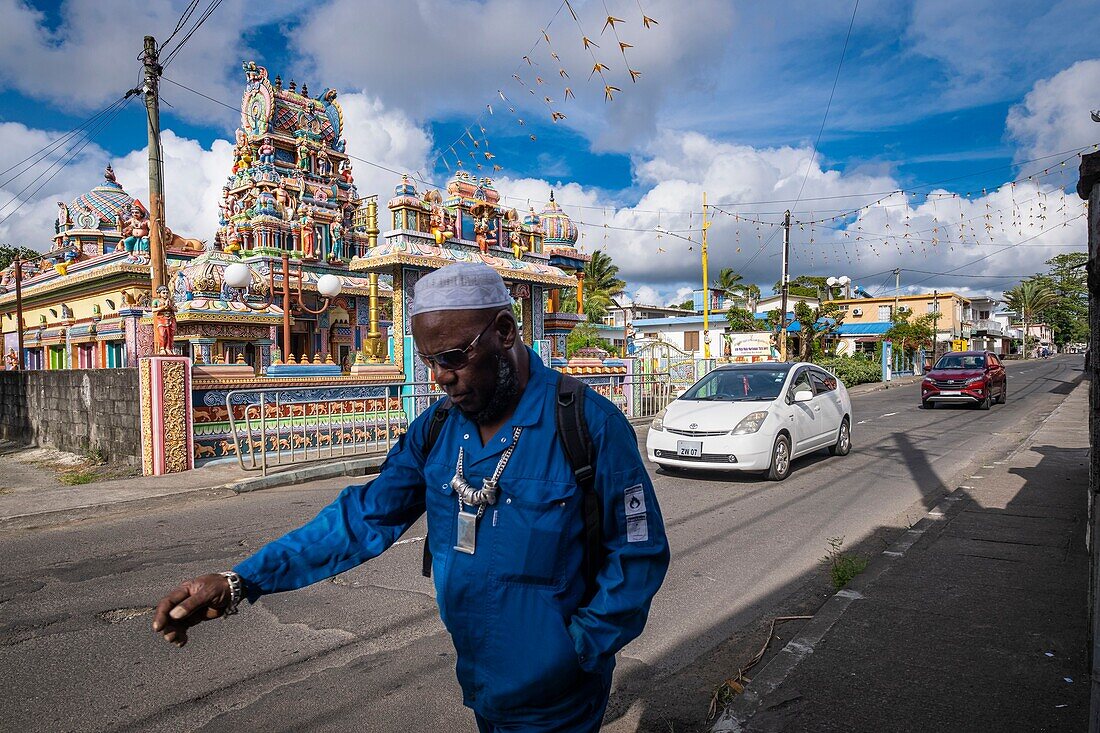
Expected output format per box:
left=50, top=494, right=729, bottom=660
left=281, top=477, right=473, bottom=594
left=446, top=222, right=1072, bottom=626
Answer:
left=0, top=356, right=1082, bottom=733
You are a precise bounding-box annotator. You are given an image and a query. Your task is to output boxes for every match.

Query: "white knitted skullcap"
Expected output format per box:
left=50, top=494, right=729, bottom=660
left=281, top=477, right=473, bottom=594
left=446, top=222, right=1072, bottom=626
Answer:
left=410, top=262, right=512, bottom=316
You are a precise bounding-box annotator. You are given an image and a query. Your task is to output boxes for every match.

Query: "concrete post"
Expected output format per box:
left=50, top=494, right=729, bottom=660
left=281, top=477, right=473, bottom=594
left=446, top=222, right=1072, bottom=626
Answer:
left=1078, top=151, right=1100, bottom=732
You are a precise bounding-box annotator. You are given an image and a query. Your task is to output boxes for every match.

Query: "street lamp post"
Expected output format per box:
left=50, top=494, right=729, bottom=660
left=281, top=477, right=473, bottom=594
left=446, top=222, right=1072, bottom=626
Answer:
left=826, top=275, right=851, bottom=300
left=224, top=251, right=343, bottom=363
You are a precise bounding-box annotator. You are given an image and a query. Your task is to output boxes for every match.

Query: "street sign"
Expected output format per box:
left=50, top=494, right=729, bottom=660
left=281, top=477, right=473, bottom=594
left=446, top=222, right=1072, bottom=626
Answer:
left=952, top=339, right=968, bottom=352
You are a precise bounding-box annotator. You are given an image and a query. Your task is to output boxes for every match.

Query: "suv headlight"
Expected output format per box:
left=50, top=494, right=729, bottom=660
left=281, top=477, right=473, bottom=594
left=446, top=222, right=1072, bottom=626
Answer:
left=732, top=411, right=769, bottom=435
left=964, top=375, right=986, bottom=385
left=651, top=409, right=666, bottom=432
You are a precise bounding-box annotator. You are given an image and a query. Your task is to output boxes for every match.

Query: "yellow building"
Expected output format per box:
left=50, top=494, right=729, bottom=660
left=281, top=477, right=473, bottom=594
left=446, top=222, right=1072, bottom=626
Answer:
left=826, top=292, right=972, bottom=356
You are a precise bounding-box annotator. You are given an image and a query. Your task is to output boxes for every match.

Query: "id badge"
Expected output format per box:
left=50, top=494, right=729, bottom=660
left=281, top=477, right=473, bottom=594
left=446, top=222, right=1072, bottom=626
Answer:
left=454, top=508, right=479, bottom=554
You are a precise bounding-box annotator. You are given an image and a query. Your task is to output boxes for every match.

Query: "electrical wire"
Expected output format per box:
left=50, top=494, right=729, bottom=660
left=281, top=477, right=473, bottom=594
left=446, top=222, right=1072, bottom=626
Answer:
left=161, top=0, right=225, bottom=69
left=0, top=95, right=135, bottom=226
left=159, top=0, right=203, bottom=53
left=790, top=0, right=859, bottom=211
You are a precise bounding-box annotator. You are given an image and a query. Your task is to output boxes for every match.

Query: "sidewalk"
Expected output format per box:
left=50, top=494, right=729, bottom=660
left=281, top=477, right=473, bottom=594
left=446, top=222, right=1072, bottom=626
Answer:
left=0, top=443, right=383, bottom=530
left=714, top=380, right=1090, bottom=732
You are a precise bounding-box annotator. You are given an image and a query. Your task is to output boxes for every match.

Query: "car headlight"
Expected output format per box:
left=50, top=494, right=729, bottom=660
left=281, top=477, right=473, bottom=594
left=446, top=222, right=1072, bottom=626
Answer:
left=651, top=409, right=666, bottom=432
left=732, top=411, right=769, bottom=435
left=964, top=376, right=986, bottom=385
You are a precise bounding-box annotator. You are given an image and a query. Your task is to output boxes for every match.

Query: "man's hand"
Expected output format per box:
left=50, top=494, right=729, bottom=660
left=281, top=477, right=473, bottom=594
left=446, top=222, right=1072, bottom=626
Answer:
left=152, top=573, right=233, bottom=647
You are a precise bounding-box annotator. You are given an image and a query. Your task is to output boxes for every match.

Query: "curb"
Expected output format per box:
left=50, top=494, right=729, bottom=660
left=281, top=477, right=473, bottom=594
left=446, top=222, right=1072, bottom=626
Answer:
left=709, top=382, right=1080, bottom=732
left=222, top=455, right=386, bottom=493
left=0, top=486, right=235, bottom=531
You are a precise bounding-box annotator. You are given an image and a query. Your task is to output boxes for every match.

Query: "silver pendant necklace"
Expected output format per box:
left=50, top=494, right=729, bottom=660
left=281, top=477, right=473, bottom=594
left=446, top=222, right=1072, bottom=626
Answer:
left=452, top=426, right=523, bottom=555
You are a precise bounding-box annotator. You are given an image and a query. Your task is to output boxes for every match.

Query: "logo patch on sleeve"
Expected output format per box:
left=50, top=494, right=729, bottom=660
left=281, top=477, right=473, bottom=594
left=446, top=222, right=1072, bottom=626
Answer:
left=626, top=514, right=649, bottom=543
left=624, top=484, right=646, bottom=517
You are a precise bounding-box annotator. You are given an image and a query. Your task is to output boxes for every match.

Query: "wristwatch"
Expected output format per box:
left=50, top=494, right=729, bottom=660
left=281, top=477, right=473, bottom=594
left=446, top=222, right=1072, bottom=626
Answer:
left=218, top=571, right=243, bottom=616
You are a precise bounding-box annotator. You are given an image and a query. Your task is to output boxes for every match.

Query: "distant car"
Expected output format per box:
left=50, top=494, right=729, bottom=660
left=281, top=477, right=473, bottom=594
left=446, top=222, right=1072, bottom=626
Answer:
left=646, top=362, right=852, bottom=481
left=920, top=351, right=1006, bottom=410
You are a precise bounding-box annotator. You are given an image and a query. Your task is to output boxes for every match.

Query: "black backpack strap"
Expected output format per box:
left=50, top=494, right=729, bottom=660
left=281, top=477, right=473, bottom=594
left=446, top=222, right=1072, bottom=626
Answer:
left=556, top=374, right=602, bottom=601
left=421, top=399, right=451, bottom=579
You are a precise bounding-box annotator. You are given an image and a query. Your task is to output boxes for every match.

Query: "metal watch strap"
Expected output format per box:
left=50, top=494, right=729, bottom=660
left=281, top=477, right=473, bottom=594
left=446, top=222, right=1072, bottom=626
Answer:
left=219, top=571, right=243, bottom=616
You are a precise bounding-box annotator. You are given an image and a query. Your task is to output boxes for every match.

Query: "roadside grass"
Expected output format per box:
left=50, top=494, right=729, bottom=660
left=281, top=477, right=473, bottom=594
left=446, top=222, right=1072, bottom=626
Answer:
left=58, top=470, right=99, bottom=485
left=821, top=536, right=868, bottom=590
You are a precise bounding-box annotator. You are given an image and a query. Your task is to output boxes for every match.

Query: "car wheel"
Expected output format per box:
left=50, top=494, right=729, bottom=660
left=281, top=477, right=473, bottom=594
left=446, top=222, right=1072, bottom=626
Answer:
left=997, top=384, right=1007, bottom=404
left=978, top=394, right=991, bottom=410
left=766, top=434, right=792, bottom=481
left=829, top=418, right=851, bottom=456
left=921, top=400, right=935, bottom=410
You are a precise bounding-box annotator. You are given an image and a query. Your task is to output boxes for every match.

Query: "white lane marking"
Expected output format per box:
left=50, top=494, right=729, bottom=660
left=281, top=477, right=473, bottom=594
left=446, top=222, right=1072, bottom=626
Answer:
left=880, top=412, right=899, bottom=418
left=971, top=475, right=984, bottom=478
left=392, top=536, right=425, bottom=546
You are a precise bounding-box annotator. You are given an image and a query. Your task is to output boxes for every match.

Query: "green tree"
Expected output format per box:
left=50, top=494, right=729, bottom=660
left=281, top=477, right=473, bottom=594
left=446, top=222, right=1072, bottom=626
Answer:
left=1003, top=280, right=1059, bottom=358
left=793, top=300, right=846, bottom=361
left=676, top=298, right=695, bottom=310
left=566, top=322, right=615, bottom=357
left=884, top=307, right=938, bottom=361
left=0, top=244, right=38, bottom=272
left=1030, top=253, right=1087, bottom=346
left=773, top=275, right=830, bottom=298
left=714, top=267, right=743, bottom=297
left=725, top=306, right=758, bottom=332
left=562, top=249, right=626, bottom=323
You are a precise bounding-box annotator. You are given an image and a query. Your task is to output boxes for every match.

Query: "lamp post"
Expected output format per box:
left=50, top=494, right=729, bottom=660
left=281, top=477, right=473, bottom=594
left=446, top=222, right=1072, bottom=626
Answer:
left=224, top=251, right=343, bottom=363
left=826, top=275, right=851, bottom=301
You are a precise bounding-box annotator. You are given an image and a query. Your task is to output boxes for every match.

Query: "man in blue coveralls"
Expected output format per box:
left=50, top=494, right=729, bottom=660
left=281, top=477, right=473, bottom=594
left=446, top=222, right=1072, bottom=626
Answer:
left=153, top=262, right=670, bottom=732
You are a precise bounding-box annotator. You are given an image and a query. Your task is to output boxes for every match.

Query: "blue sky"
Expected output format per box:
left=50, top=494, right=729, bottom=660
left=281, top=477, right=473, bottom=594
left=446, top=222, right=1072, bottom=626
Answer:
left=0, top=0, right=1097, bottom=304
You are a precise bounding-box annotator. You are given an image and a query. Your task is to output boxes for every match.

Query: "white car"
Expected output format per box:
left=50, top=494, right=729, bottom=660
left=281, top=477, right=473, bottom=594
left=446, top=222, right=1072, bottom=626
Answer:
left=646, top=362, right=853, bottom=480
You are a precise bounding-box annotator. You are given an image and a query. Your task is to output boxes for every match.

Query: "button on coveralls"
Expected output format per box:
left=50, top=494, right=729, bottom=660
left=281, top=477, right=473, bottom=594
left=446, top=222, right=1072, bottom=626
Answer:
left=234, top=349, right=670, bottom=731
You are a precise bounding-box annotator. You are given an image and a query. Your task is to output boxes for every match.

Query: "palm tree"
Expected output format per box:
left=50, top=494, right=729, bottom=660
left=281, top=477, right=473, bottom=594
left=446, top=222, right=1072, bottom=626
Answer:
left=1004, top=280, right=1058, bottom=358
left=714, top=267, right=743, bottom=297
left=563, top=249, right=626, bottom=322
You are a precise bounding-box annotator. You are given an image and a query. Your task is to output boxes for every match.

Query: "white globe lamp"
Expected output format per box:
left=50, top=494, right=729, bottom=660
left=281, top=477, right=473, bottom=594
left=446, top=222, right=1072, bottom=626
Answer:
left=223, top=263, right=252, bottom=289
left=827, top=276, right=839, bottom=287
left=317, top=274, right=343, bottom=299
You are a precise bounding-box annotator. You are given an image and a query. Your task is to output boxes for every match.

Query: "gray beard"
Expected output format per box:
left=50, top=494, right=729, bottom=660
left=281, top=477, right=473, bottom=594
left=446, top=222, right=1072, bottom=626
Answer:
left=465, top=354, right=519, bottom=425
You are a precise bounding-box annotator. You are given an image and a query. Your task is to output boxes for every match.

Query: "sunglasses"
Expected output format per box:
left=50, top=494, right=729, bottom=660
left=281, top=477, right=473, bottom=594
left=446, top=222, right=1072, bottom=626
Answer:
left=418, top=318, right=497, bottom=371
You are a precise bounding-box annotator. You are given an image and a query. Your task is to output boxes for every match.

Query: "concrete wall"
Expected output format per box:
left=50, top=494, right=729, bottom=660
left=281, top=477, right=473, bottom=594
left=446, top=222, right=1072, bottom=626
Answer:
left=0, top=368, right=141, bottom=465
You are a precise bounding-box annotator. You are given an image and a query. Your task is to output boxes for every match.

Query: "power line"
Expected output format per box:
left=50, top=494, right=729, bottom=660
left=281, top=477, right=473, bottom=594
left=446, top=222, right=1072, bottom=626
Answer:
left=791, top=0, right=859, bottom=211
left=159, top=0, right=202, bottom=53
left=161, top=0, right=225, bottom=69
left=0, top=95, right=135, bottom=227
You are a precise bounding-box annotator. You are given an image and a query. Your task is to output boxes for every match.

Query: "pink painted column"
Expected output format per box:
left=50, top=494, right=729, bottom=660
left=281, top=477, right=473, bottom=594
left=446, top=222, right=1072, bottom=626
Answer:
left=139, top=356, right=194, bottom=475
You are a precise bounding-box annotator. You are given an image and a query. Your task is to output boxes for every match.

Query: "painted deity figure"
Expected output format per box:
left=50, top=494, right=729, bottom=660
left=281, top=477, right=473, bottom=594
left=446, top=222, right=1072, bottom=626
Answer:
left=258, top=137, right=276, bottom=164
left=510, top=230, right=529, bottom=259
left=299, top=207, right=316, bottom=258
left=430, top=203, right=454, bottom=245
left=329, top=220, right=343, bottom=261
left=339, top=160, right=353, bottom=184
left=152, top=285, right=177, bottom=356
left=296, top=140, right=311, bottom=172
left=121, top=206, right=151, bottom=263
left=274, top=182, right=293, bottom=219
left=57, top=201, right=70, bottom=229
left=316, top=150, right=331, bottom=177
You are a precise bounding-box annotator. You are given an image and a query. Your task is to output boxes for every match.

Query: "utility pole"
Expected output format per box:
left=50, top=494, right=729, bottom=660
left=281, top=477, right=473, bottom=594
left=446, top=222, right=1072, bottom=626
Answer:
left=892, top=268, right=901, bottom=316
left=701, top=191, right=711, bottom=358
left=14, top=256, right=24, bottom=370
left=933, top=289, right=939, bottom=356
left=142, top=36, right=169, bottom=296
left=779, top=210, right=791, bottom=361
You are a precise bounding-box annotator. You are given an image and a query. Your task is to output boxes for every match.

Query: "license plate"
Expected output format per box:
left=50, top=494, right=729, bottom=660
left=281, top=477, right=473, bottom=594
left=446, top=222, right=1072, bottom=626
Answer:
left=677, top=440, right=703, bottom=457
left=939, top=390, right=961, bottom=395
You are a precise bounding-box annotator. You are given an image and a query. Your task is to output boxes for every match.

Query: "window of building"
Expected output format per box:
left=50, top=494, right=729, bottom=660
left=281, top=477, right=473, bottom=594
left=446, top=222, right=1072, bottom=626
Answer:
left=855, top=340, right=876, bottom=355
left=927, top=301, right=940, bottom=313
left=684, top=331, right=700, bottom=351
left=877, top=305, right=892, bottom=321
left=643, top=332, right=658, bottom=339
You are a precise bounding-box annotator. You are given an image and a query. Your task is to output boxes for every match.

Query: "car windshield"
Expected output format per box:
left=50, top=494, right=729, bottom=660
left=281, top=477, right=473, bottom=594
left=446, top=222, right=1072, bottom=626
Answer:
left=934, top=354, right=986, bottom=370
left=680, top=367, right=792, bottom=401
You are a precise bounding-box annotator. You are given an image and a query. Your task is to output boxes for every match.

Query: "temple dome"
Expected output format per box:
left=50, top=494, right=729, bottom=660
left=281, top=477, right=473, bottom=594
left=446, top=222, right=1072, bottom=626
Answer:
left=65, top=165, right=135, bottom=229
left=539, top=191, right=577, bottom=246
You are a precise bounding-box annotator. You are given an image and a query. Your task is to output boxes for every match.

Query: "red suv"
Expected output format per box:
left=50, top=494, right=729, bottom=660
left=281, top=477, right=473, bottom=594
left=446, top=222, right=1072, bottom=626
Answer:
left=921, top=351, right=1007, bottom=410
